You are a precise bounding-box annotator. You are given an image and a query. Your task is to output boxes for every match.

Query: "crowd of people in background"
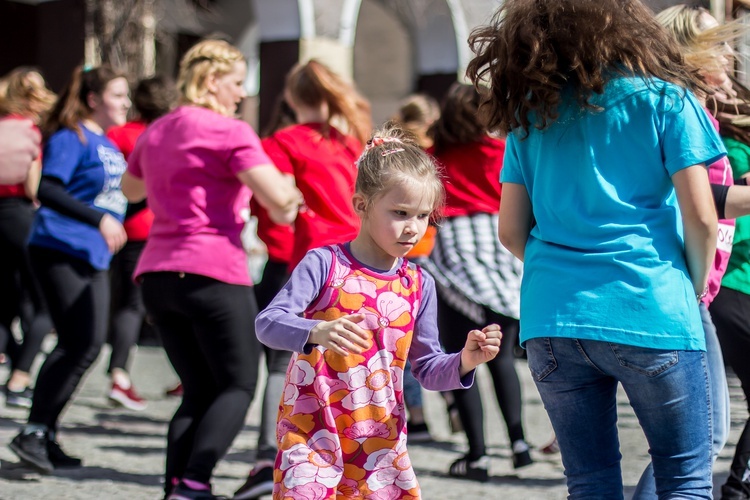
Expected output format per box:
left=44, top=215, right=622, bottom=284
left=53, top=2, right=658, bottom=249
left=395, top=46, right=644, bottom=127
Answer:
left=0, top=1, right=750, bottom=499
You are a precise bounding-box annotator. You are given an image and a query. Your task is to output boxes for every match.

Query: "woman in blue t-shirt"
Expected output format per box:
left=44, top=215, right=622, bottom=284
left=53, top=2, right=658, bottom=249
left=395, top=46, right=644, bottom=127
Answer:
left=9, top=65, right=130, bottom=473
left=467, top=1, right=722, bottom=498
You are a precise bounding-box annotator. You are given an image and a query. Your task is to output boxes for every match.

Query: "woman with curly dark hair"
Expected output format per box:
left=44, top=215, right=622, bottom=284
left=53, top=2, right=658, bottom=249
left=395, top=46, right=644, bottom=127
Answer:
left=468, top=0, right=722, bottom=497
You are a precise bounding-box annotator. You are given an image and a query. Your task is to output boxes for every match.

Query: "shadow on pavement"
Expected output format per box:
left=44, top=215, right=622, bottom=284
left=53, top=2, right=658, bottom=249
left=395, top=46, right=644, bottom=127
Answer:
left=99, top=444, right=164, bottom=455
left=61, top=423, right=163, bottom=439
left=52, top=465, right=162, bottom=486
left=0, top=460, right=162, bottom=487
left=413, top=466, right=566, bottom=488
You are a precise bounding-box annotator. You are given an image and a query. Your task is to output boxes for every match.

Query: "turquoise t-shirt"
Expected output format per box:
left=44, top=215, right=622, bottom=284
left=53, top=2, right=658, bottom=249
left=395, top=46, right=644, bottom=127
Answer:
left=501, top=77, right=726, bottom=351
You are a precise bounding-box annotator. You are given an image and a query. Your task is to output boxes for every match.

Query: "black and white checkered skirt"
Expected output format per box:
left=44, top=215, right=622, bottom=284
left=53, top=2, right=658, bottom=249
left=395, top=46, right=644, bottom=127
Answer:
left=422, top=213, right=523, bottom=324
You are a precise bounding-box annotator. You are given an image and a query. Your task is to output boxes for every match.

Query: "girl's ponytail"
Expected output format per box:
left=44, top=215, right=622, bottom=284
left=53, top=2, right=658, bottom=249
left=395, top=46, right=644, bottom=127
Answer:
left=285, top=60, right=372, bottom=145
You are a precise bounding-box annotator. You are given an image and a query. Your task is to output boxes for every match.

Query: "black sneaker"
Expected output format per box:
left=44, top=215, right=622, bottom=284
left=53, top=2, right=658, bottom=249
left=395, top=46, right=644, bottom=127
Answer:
left=9, top=429, right=53, bottom=474
left=5, top=386, right=33, bottom=409
left=512, top=440, right=533, bottom=469
left=720, top=484, right=750, bottom=499
left=448, top=454, right=490, bottom=483
left=406, top=421, right=432, bottom=443
left=233, top=465, right=274, bottom=499
left=47, top=437, right=82, bottom=468
left=167, top=481, right=227, bottom=500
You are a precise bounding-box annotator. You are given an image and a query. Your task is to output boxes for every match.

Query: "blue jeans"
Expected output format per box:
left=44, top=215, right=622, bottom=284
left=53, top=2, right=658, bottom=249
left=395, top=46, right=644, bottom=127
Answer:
left=632, top=303, right=729, bottom=498
left=403, top=359, right=423, bottom=408
left=527, top=337, right=712, bottom=500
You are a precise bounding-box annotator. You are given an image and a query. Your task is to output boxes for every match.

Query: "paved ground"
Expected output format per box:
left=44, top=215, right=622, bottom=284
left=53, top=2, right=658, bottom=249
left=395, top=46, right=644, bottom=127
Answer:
left=0, top=342, right=746, bottom=499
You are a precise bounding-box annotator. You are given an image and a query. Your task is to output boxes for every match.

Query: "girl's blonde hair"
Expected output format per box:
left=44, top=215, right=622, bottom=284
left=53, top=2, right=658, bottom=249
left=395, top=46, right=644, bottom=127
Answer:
left=0, top=67, right=56, bottom=122
left=355, top=125, right=444, bottom=220
left=656, top=5, right=745, bottom=92
left=178, top=39, right=245, bottom=115
left=285, top=60, right=372, bottom=145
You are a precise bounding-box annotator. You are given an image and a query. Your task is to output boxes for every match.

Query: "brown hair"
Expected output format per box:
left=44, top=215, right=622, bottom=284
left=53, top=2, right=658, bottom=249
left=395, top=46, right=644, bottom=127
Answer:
left=355, top=125, right=444, bottom=220
left=43, top=64, right=125, bottom=140
left=285, top=60, right=372, bottom=145
left=466, top=0, right=706, bottom=136
left=262, top=95, right=297, bottom=137
left=391, top=94, right=440, bottom=149
left=432, top=83, right=489, bottom=153
left=0, top=67, right=56, bottom=122
left=133, top=75, right=177, bottom=123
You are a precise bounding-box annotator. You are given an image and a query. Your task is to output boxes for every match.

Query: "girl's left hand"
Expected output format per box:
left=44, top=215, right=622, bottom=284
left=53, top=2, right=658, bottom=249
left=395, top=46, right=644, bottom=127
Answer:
left=459, top=324, right=502, bottom=376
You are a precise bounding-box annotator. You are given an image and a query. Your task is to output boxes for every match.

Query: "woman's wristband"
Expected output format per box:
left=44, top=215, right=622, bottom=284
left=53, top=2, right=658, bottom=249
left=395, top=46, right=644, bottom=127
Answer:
left=696, top=285, right=709, bottom=301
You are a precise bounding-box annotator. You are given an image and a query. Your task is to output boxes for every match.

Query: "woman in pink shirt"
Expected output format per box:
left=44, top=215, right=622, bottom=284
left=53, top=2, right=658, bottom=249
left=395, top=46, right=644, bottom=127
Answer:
left=122, top=40, right=301, bottom=500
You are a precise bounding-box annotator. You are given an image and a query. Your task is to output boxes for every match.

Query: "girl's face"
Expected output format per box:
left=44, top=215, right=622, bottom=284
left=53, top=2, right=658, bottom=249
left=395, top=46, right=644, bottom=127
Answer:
left=698, top=12, right=732, bottom=90
left=353, top=178, right=433, bottom=269
left=210, top=60, right=247, bottom=116
left=89, top=77, right=131, bottom=131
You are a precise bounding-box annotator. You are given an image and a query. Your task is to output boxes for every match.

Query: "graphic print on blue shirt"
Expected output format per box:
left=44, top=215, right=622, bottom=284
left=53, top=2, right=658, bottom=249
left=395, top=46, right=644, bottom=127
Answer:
left=93, top=143, right=128, bottom=215
left=29, top=125, right=127, bottom=270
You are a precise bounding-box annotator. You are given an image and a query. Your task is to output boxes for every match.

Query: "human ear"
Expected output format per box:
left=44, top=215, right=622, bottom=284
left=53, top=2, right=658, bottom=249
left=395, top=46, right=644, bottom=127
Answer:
left=205, top=71, right=219, bottom=94
left=352, top=193, right=368, bottom=216
left=86, top=91, right=100, bottom=111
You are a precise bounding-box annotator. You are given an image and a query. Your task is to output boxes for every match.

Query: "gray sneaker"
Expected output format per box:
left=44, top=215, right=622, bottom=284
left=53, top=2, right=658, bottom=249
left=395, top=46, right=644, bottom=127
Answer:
left=4, top=386, right=33, bottom=409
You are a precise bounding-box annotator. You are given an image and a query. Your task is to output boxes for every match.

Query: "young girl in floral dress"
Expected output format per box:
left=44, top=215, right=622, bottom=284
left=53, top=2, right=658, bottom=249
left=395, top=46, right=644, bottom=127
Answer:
left=255, top=127, right=503, bottom=499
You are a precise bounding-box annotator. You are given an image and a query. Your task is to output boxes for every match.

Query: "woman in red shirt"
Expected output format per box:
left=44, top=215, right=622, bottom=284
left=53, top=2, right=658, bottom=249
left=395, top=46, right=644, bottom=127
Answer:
left=263, top=60, right=370, bottom=270
left=0, top=67, right=55, bottom=409
left=424, top=83, right=532, bottom=480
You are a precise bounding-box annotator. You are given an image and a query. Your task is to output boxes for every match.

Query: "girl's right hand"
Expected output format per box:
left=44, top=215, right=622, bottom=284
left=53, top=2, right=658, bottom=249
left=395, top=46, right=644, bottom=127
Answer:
left=99, top=213, right=127, bottom=254
left=308, top=313, right=370, bottom=356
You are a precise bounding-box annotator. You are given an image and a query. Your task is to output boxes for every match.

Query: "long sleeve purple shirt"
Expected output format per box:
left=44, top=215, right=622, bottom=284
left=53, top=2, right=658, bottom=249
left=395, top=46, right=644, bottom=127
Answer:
left=256, top=247, right=475, bottom=391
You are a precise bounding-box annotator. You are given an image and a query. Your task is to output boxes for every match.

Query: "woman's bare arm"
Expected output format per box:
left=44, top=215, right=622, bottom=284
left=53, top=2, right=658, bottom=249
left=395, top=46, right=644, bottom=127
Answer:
left=498, top=182, right=534, bottom=262
left=237, top=166, right=302, bottom=225
left=673, top=165, right=718, bottom=296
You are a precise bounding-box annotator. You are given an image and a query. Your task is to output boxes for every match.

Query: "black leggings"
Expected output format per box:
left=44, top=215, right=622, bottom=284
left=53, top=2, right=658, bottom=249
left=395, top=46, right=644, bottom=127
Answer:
left=28, top=247, right=109, bottom=429
left=438, top=296, right=526, bottom=460
left=107, top=240, right=146, bottom=373
left=141, top=272, right=260, bottom=492
left=0, top=198, right=50, bottom=373
left=254, top=259, right=293, bottom=461
left=710, top=286, right=750, bottom=496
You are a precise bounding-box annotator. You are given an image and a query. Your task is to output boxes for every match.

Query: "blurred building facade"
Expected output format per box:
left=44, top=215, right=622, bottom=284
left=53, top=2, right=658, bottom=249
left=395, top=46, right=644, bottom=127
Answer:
left=0, top=0, right=724, bottom=130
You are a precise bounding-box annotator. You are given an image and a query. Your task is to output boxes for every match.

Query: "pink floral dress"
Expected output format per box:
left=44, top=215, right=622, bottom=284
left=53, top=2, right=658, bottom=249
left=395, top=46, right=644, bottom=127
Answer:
left=274, top=245, right=423, bottom=499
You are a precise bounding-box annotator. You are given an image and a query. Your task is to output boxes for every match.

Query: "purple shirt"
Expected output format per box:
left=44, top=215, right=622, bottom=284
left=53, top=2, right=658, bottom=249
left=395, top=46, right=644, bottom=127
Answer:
left=128, top=106, right=273, bottom=285
left=256, top=247, right=475, bottom=391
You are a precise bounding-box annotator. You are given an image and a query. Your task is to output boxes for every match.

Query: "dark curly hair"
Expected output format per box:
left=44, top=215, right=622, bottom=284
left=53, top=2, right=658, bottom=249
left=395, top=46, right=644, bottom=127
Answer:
left=466, top=0, right=709, bottom=136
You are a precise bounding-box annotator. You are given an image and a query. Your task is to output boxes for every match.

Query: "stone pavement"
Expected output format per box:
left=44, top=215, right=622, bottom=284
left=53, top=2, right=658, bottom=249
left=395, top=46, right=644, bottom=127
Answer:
left=0, top=343, right=746, bottom=499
